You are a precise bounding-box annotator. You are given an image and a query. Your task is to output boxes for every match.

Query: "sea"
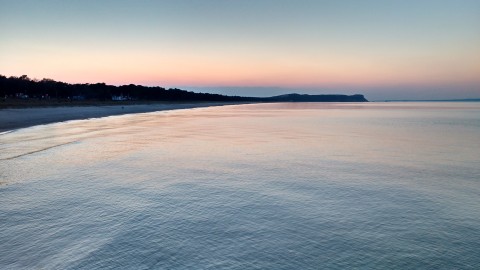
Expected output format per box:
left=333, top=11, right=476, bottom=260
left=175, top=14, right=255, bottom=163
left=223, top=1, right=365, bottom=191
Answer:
left=1, top=102, right=479, bottom=269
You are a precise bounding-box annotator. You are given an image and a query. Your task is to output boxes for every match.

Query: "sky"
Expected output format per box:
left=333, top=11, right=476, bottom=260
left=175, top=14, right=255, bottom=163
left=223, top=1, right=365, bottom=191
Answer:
left=1, top=0, right=479, bottom=100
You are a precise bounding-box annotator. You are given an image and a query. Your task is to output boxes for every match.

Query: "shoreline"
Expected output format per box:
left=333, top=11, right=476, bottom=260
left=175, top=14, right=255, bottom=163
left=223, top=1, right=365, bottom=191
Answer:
left=0, top=102, right=244, bottom=133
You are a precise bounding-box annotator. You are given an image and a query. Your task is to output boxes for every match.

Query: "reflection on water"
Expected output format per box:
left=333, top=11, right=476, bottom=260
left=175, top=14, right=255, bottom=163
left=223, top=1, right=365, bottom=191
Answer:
left=1, top=102, right=480, bottom=269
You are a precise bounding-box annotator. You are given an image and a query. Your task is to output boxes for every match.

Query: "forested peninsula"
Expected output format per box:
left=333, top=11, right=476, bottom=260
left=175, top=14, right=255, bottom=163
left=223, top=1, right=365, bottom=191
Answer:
left=0, top=75, right=367, bottom=108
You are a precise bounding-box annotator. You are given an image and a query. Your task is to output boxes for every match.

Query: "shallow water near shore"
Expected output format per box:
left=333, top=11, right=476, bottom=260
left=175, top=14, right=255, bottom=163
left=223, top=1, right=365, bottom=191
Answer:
left=1, top=102, right=480, bottom=269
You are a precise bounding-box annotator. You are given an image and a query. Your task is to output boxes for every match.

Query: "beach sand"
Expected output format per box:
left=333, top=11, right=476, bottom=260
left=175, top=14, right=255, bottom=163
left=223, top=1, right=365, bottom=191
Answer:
left=0, top=102, right=239, bottom=133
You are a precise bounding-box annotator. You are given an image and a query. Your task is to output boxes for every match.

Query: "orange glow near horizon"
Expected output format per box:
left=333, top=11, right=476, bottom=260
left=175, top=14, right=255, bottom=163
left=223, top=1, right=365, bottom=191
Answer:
left=1, top=26, right=479, bottom=93
left=2, top=46, right=479, bottom=90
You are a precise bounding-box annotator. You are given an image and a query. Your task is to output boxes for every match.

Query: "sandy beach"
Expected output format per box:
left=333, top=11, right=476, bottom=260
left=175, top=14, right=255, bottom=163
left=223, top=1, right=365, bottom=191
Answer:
left=0, top=102, right=238, bottom=133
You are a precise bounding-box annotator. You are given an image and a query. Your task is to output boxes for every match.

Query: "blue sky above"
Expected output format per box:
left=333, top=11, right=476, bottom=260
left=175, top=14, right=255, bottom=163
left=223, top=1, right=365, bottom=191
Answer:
left=1, top=0, right=479, bottom=99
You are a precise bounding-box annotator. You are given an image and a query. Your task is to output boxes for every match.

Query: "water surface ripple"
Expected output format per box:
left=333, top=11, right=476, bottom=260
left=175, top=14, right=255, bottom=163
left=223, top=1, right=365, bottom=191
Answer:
left=1, top=102, right=479, bottom=269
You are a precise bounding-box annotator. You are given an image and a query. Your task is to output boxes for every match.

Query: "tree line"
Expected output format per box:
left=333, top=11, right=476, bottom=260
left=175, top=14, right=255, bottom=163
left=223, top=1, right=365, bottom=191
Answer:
left=0, top=74, right=368, bottom=103
left=0, top=75, right=258, bottom=102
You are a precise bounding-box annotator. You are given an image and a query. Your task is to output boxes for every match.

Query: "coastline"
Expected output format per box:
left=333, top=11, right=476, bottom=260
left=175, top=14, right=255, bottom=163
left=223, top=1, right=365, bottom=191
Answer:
left=0, top=102, right=243, bottom=133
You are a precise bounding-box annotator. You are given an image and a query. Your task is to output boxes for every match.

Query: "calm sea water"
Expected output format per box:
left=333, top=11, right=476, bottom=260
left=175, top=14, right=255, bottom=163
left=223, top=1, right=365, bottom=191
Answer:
left=1, top=102, right=479, bottom=269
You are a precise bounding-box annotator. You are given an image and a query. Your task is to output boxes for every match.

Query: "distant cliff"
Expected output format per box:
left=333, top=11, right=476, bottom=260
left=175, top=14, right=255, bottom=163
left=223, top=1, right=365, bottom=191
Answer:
left=264, top=93, right=368, bottom=102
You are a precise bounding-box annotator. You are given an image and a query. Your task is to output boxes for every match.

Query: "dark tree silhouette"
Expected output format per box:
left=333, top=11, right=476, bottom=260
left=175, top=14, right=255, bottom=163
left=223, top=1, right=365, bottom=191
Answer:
left=0, top=74, right=368, bottom=103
